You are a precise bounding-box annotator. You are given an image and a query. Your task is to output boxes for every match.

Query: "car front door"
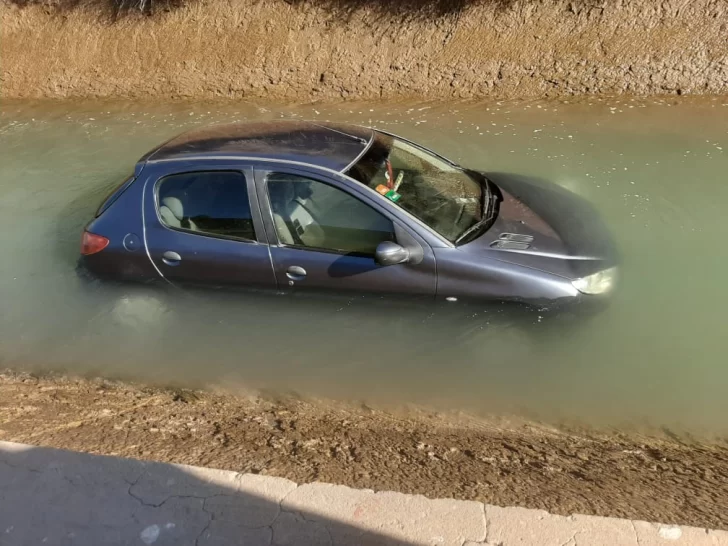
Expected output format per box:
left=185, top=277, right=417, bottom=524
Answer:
left=142, top=163, right=276, bottom=290
left=254, top=167, right=437, bottom=300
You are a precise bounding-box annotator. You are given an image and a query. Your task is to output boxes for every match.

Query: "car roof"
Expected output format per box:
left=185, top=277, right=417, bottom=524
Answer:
left=139, top=120, right=374, bottom=173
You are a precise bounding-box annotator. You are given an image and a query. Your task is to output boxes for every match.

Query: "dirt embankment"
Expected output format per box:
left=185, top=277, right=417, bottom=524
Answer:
left=1, top=371, right=727, bottom=530
left=1, top=0, right=727, bottom=100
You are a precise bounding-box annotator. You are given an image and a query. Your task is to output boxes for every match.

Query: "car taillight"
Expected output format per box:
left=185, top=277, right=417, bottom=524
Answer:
left=81, top=231, right=109, bottom=255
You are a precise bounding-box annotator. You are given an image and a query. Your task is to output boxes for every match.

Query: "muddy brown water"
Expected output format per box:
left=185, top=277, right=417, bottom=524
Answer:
left=1, top=97, right=727, bottom=434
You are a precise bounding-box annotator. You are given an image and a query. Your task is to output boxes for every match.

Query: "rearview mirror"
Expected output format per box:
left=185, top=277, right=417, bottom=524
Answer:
left=375, top=241, right=410, bottom=266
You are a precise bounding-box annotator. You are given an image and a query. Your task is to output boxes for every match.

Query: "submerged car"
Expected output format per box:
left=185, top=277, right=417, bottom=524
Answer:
left=80, top=120, right=618, bottom=310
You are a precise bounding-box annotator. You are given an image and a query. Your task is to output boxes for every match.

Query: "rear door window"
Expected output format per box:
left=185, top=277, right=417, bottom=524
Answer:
left=156, top=171, right=255, bottom=241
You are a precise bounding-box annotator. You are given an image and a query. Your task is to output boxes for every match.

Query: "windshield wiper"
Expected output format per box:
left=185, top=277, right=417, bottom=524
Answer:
left=455, top=174, right=497, bottom=245
left=455, top=217, right=490, bottom=245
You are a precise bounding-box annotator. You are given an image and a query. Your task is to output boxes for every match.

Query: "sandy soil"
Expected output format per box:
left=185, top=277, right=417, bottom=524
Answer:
left=1, top=370, right=726, bottom=530
left=2, top=0, right=727, bottom=100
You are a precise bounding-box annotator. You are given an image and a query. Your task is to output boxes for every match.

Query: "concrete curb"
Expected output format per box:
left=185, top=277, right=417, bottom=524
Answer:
left=0, top=441, right=725, bottom=545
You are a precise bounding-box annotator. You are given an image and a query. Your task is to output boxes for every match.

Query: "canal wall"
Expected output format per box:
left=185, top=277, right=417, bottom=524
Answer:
left=1, top=0, right=727, bottom=100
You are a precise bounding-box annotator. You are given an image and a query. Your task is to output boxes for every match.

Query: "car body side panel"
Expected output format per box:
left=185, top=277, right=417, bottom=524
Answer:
left=80, top=175, right=159, bottom=282
left=434, top=247, right=579, bottom=306
left=140, top=161, right=277, bottom=290
left=265, top=246, right=437, bottom=299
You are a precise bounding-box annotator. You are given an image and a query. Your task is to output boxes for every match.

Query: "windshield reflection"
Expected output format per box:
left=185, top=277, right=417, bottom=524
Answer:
left=346, top=133, right=486, bottom=242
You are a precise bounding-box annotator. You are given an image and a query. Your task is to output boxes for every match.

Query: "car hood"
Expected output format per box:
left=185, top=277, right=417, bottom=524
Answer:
left=462, top=172, right=619, bottom=279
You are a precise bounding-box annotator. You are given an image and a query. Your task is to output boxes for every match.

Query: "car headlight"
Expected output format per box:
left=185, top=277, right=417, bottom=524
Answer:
left=571, top=266, right=618, bottom=295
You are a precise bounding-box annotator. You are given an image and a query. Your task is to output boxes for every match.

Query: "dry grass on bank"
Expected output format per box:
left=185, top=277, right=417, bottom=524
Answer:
left=1, top=0, right=727, bottom=100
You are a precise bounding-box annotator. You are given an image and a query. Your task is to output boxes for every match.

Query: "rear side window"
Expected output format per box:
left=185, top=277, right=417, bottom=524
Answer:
left=156, top=171, right=255, bottom=241
left=96, top=175, right=135, bottom=217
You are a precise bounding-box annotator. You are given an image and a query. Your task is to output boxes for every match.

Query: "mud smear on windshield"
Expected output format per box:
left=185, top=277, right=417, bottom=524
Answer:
left=1, top=97, right=728, bottom=434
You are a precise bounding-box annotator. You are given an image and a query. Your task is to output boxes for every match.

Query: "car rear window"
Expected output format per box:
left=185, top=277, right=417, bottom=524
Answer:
left=96, top=175, right=135, bottom=217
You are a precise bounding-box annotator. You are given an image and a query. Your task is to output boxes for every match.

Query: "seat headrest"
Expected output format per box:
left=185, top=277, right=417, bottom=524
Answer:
left=270, top=182, right=297, bottom=207
left=161, top=197, right=184, bottom=220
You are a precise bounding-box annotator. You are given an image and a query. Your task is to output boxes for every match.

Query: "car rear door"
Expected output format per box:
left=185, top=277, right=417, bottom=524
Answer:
left=141, top=162, right=276, bottom=290
left=253, top=165, right=437, bottom=300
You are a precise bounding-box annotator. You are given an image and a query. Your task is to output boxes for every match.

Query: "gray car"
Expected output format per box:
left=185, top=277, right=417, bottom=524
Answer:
left=80, top=120, right=619, bottom=311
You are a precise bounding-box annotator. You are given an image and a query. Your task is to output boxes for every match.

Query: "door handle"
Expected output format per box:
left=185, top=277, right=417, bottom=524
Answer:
left=286, top=265, right=307, bottom=281
left=162, top=250, right=182, bottom=266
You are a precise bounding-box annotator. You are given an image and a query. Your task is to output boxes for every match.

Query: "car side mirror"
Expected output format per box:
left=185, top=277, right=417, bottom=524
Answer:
left=375, top=241, right=410, bottom=266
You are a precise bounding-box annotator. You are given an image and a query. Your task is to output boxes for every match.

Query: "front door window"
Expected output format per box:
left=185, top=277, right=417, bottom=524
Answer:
left=266, top=173, right=394, bottom=255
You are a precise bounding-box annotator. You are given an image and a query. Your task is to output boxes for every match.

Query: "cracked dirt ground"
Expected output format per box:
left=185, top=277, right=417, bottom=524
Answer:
left=0, top=371, right=727, bottom=533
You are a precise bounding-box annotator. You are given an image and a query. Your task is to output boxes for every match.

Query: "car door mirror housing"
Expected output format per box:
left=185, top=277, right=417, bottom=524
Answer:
left=375, top=241, right=410, bottom=266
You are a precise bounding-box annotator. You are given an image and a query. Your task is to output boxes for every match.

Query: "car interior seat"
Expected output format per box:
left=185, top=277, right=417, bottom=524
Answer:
left=159, top=196, right=198, bottom=231
left=270, top=182, right=326, bottom=248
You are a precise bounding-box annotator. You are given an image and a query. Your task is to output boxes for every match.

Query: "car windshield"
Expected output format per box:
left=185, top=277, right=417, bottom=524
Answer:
left=345, top=133, right=491, bottom=244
